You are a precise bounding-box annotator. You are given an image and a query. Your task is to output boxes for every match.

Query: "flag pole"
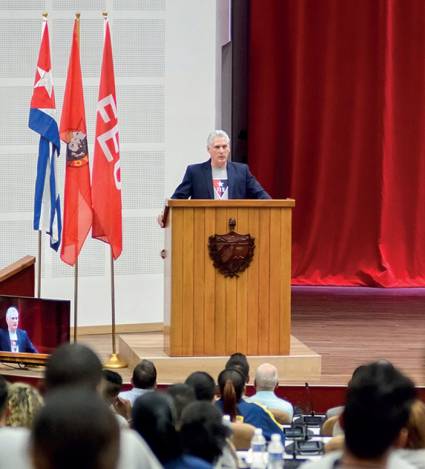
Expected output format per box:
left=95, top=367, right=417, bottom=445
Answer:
left=36, top=11, right=48, bottom=299
left=37, top=231, right=41, bottom=297
left=73, top=258, right=78, bottom=343
left=104, top=246, right=127, bottom=368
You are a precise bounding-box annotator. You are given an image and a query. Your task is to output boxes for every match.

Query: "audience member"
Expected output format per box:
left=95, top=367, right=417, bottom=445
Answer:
left=325, top=364, right=367, bottom=421
left=171, top=378, right=238, bottom=469
left=119, top=359, right=157, bottom=406
left=44, top=343, right=162, bottom=469
left=394, top=399, right=425, bottom=468
left=132, top=391, right=181, bottom=467
left=216, top=368, right=284, bottom=441
left=301, top=361, right=417, bottom=469
left=0, top=375, right=8, bottom=426
left=44, top=342, right=103, bottom=392
left=247, top=363, right=293, bottom=421
left=166, top=383, right=196, bottom=427
left=225, top=352, right=250, bottom=385
left=102, top=369, right=123, bottom=402
left=31, top=387, right=119, bottom=469
left=0, top=375, right=33, bottom=468
left=185, top=371, right=216, bottom=401
left=5, top=382, right=43, bottom=428
left=101, top=370, right=131, bottom=426
left=178, top=401, right=230, bottom=469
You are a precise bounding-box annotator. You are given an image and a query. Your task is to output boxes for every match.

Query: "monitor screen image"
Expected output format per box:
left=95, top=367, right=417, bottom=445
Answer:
left=0, top=295, right=70, bottom=355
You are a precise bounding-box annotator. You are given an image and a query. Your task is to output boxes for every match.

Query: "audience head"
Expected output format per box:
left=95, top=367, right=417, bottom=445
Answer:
left=405, top=399, right=425, bottom=449
left=0, top=375, right=8, bottom=424
left=218, top=368, right=245, bottom=422
left=225, top=352, right=250, bottom=384
left=132, top=359, right=157, bottom=390
left=166, top=383, right=196, bottom=427
left=132, top=391, right=180, bottom=464
left=180, top=401, right=229, bottom=463
left=31, top=387, right=120, bottom=469
left=254, top=363, right=279, bottom=391
left=347, top=364, right=367, bottom=386
left=45, top=343, right=103, bottom=392
left=185, top=371, right=216, bottom=401
left=6, top=382, right=43, bottom=428
left=101, top=369, right=123, bottom=405
left=342, top=361, right=416, bottom=460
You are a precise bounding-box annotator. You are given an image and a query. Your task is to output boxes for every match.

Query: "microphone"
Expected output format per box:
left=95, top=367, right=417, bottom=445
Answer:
left=305, top=382, right=315, bottom=416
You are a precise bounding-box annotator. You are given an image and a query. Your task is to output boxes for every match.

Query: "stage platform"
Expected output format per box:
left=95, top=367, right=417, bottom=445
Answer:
left=1, top=286, right=425, bottom=389
left=118, top=333, right=321, bottom=384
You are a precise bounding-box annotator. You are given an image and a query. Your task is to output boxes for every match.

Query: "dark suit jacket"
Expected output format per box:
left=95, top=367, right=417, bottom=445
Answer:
left=0, top=328, right=38, bottom=353
left=171, top=160, right=271, bottom=199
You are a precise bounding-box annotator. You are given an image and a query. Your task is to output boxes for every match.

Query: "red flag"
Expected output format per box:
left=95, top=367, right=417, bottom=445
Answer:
left=92, top=17, right=122, bottom=259
left=60, top=17, right=92, bottom=266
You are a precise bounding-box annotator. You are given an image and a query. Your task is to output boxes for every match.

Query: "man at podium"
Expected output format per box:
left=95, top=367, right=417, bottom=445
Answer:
left=171, top=130, right=270, bottom=200
left=158, top=130, right=270, bottom=226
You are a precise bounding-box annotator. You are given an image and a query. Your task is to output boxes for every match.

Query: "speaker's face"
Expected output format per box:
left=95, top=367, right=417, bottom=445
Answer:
left=208, top=136, right=230, bottom=169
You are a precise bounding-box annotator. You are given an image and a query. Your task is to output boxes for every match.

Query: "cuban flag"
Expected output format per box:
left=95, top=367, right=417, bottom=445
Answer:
left=29, top=18, right=62, bottom=251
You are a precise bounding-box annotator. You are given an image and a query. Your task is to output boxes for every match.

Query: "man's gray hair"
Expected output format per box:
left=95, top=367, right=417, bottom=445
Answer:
left=207, top=130, right=230, bottom=147
left=255, top=363, right=279, bottom=391
left=6, top=306, right=18, bottom=319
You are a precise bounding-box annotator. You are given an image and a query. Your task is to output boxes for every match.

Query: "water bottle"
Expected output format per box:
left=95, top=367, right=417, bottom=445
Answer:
left=267, top=433, right=284, bottom=468
left=250, top=428, right=266, bottom=468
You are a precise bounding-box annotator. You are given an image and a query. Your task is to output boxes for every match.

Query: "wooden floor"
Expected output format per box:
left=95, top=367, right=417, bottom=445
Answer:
left=2, top=286, right=425, bottom=386
left=291, top=286, right=425, bottom=385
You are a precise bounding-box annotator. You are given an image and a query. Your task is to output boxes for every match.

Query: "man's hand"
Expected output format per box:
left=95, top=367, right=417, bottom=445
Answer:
left=157, top=212, right=165, bottom=228
left=113, top=396, right=131, bottom=421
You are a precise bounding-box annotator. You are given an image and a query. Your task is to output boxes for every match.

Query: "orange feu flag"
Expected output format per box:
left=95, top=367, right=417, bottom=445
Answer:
left=92, top=16, right=122, bottom=259
left=60, top=16, right=92, bottom=266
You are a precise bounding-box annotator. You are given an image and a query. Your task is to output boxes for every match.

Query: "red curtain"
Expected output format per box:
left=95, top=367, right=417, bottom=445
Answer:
left=248, top=0, right=425, bottom=286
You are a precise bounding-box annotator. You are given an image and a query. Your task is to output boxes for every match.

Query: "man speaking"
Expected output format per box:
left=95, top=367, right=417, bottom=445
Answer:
left=158, top=130, right=270, bottom=227
left=171, top=130, right=270, bottom=200
left=0, top=306, right=38, bottom=353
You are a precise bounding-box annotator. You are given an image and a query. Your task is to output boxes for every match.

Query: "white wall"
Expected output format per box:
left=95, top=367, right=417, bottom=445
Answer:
left=0, top=0, right=221, bottom=327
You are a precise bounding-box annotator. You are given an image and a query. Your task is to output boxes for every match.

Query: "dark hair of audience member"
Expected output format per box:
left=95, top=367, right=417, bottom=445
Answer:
left=185, top=371, right=216, bottom=401
left=31, top=387, right=120, bottom=469
left=44, top=343, right=103, bottom=391
left=131, top=391, right=181, bottom=464
left=132, top=359, right=157, bottom=389
left=225, top=352, right=249, bottom=384
left=342, top=361, right=416, bottom=459
left=0, top=375, right=8, bottom=417
left=405, top=399, right=425, bottom=449
left=102, top=369, right=123, bottom=404
left=166, top=383, right=196, bottom=427
left=180, top=401, right=229, bottom=464
left=217, top=368, right=245, bottom=422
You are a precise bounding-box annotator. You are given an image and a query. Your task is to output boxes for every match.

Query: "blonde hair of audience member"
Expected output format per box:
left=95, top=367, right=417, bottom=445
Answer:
left=6, top=382, right=43, bottom=428
left=405, top=399, right=425, bottom=449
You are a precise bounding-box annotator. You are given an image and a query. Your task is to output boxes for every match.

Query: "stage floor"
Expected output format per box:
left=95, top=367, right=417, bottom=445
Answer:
left=290, top=286, right=425, bottom=385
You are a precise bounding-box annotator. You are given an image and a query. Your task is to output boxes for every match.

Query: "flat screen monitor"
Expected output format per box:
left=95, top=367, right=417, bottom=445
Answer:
left=0, top=295, right=70, bottom=357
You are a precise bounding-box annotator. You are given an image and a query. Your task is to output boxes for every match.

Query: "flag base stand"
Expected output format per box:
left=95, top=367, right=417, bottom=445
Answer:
left=104, top=353, right=128, bottom=369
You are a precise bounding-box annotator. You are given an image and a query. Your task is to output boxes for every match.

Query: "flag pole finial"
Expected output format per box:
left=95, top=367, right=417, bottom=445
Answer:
left=75, top=12, right=80, bottom=19
left=102, top=11, right=108, bottom=17
left=42, top=12, right=48, bottom=18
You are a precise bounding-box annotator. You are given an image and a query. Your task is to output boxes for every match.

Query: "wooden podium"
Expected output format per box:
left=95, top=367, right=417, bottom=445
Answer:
left=164, top=199, right=295, bottom=357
